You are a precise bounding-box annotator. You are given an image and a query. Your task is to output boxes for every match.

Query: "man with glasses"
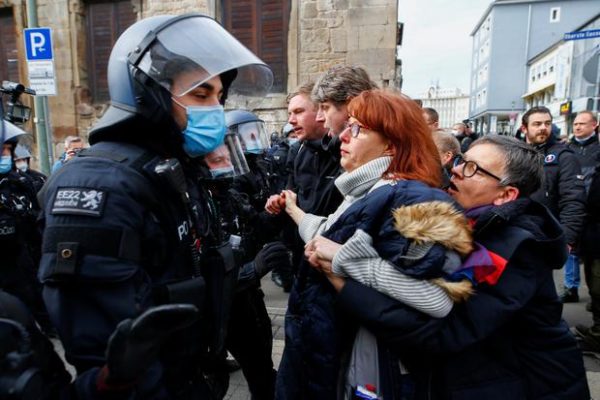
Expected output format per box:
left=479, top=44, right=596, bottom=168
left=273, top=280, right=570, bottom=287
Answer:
left=521, top=106, right=586, bottom=305
left=335, top=135, right=589, bottom=399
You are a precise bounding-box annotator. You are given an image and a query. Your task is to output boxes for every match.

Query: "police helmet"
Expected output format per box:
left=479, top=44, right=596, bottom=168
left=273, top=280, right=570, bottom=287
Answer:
left=204, top=132, right=249, bottom=179
left=282, top=123, right=294, bottom=137
left=225, top=110, right=269, bottom=154
left=13, top=145, right=31, bottom=161
left=1, top=120, right=27, bottom=146
left=91, top=14, right=273, bottom=136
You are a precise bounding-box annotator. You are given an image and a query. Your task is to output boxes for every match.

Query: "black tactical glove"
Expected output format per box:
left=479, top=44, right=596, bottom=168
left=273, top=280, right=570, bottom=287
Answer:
left=99, top=304, right=199, bottom=389
left=254, top=241, right=291, bottom=279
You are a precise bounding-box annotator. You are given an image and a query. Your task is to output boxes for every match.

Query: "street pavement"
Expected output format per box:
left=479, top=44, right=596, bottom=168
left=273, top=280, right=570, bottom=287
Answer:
left=226, top=270, right=600, bottom=399
left=50, top=270, right=600, bottom=399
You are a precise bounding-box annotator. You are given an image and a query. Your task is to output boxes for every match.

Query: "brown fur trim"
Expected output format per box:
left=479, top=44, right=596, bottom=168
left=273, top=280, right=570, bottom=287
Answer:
left=430, top=278, right=474, bottom=302
left=393, top=201, right=473, bottom=256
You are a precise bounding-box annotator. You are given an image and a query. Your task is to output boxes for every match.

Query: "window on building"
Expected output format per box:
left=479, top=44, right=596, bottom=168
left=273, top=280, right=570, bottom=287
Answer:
left=542, top=61, right=548, bottom=76
left=550, top=7, right=560, bottom=23
left=86, top=0, right=137, bottom=103
left=222, top=0, right=290, bottom=93
left=0, top=8, right=19, bottom=84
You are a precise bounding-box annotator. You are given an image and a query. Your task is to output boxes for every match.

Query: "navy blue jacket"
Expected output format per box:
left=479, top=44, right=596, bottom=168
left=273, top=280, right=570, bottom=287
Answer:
left=38, top=138, right=219, bottom=399
left=336, top=199, right=589, bottom=400
left=276, top=180, right=457, bottom=400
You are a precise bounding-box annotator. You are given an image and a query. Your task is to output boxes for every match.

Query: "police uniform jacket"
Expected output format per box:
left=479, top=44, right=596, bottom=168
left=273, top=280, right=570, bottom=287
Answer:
left=38, top=119, right=220, bottom=399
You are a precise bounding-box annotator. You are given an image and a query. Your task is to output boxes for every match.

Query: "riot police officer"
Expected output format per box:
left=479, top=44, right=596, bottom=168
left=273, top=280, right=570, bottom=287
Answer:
left=205, top=117, right=290, bottom=400
left=0, top=289, right=71, bottom=400
left=37, top=14, right=272, bottom=398
left=14, top=144, right=47, bottom=194
left=0, top=121, right=50, bottom=334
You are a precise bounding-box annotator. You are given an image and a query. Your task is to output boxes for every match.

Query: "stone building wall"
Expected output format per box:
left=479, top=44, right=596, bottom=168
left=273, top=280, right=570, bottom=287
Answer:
left=141, top=0, right=208, bottom=18
left=253, top=0, right=399, bottom=135
left=3, top=0, right=398, bottom=157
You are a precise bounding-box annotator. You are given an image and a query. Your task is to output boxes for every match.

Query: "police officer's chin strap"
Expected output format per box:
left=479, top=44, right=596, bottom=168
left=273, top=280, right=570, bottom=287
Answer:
left=130, top=69, right=187, bottom=159
left=218, top=69, right=237, bottom=106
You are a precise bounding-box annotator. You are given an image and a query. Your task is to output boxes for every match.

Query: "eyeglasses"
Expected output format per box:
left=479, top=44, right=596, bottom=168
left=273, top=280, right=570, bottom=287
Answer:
left=453, top=154, right=503, bottom=182
left=344, top=121, right=369, bottom=138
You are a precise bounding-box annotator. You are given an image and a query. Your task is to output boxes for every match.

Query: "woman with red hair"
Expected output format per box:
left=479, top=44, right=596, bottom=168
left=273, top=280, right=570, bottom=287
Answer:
left=275, top=89, right=474, bottom=400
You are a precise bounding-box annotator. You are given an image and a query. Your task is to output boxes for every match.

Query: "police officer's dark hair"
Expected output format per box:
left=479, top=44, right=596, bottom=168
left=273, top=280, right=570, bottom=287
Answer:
left=311, top=65, right=377, bottom=107
left=471, top=134, right=543, bottom=197
left=521, top=106, right=552, bottom=127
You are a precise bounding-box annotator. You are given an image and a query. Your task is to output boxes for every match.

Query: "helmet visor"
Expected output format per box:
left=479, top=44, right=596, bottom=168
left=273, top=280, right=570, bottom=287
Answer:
left=1, top=120, right=28, bottom=145
left=137, top=15, right=273, bottom=98
left=204, top=134, right=249, bottom=179
left=234, top=121, right=269, bottom=154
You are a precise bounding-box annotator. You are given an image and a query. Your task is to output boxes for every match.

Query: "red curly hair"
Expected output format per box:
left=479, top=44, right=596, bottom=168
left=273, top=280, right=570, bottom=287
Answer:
left=347, top=89, right=441, bottom=188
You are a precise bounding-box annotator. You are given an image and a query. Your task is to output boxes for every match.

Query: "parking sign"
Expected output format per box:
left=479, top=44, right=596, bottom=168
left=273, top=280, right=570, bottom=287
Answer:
left=23, top=28, right=56, bottom=95
left=24, top=28, right=54, bottom=61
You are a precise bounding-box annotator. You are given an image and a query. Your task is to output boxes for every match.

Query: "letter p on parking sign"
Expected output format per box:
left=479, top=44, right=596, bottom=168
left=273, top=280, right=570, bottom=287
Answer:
left=24, top=28, right=53, bottom=61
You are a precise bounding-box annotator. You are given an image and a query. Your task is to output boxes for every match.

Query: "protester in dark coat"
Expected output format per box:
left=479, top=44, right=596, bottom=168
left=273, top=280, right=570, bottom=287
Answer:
left=311, top=135, right=589, bottom=399
left=274, top=90, right=464, bottom=399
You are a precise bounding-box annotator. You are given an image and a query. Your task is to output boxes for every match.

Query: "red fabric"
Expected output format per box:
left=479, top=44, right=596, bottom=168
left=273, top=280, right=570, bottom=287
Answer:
left=474, top=250, right=507, bottom=285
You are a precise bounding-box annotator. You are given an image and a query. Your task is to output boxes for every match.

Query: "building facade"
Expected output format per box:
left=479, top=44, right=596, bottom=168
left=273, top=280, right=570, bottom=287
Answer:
left=522, top=12, right=599, bottom=136
left=469, top=0, right=598, bottom=135
left=0, top=0, right=399, bottom=163
left=417, top=86, right=469, bottom=129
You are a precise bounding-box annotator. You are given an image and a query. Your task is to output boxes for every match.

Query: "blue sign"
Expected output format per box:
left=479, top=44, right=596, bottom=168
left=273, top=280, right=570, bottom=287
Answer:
left=24, top=28, right=54, bottom=61
left=564, top=29, right=600, bottom=41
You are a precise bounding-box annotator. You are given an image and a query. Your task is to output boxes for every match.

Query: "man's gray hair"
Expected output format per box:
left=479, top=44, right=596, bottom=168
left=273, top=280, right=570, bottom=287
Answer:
left=472, top=135, right=543, bottom=197
left=311, top=65, right=378, bottom=106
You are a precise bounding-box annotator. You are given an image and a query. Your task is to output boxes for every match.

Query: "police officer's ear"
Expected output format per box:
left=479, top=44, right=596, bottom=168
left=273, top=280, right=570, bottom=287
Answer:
left=219, top=69, right=238, bottom=105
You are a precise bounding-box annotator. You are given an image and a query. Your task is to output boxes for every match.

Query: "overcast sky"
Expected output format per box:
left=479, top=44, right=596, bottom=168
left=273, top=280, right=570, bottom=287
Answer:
left=397, top=0, right=492, bottom=97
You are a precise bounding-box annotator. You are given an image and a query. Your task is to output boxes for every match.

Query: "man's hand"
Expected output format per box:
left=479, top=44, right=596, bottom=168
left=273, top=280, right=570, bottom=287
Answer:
left=265, top=194, right=286, bottom=214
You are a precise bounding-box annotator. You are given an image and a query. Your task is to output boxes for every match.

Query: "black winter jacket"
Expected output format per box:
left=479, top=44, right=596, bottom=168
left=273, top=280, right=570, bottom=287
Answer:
left=289, top=137, right=343, bottom=216
left=568, top=134, right=600, bottom=257
left=568, top=134, right=600, bottom=194
left=530, top=136, right=586, bottom=245
left=336, top=199, right=589, bottom=400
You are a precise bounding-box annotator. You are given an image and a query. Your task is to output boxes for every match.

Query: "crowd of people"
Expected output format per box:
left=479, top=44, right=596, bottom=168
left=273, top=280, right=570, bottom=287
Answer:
left=0, top=11, right=597, bottom=400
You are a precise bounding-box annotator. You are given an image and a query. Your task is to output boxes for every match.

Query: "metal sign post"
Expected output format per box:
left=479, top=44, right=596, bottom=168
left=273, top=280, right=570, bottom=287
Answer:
left=23, top=26, right=55, bottom=174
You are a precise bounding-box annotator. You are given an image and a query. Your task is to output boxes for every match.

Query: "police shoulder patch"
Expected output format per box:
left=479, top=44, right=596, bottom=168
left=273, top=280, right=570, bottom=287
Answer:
left=52, top=187, right=107, bottom=217
left=544, top=154, right=557, bottom=164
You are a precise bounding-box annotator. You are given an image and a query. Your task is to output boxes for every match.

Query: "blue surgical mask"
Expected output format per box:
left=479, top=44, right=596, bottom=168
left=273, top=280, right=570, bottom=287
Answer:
left=210, top=165, right=235, bottom=178
left=245, top=146, right=263, bottom=155
left=288, top=138, right=299, bottom=146
left=175, top=100, right=226, bottom=157
left=0, top=156, right=12, bottom=174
